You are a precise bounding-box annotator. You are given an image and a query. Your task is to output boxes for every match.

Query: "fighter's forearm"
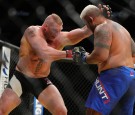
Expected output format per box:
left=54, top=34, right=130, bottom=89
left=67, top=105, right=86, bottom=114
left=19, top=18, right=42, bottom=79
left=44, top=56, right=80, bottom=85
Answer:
left=37, top=47, right=67, bottom=61
left=86, top=54, right=101, bottom=64
left=67, top=26, right=93, bottom=45
left=86, top=51, right=107, bottom=64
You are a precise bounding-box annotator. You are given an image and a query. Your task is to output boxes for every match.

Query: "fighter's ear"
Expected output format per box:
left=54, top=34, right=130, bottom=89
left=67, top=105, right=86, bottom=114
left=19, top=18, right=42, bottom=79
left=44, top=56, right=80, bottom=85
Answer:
left=84, top=15, right=93, bottom=23
left=88, top=16, right=93, bottom=23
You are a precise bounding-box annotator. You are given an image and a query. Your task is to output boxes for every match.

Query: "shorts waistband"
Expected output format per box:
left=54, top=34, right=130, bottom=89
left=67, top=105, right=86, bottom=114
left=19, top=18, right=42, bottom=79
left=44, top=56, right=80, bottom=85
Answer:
left=100, top=66, right=134, bottom=73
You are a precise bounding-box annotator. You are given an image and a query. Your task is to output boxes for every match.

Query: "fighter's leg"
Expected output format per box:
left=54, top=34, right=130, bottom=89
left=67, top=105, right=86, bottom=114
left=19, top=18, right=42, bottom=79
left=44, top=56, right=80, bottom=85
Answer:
left=0, top=75, right=23, bottom=115
left=0, top=88, right=21, bottom=115
left=111, top=79, right=135, bottom=115
left=38, top=84, right=67, bottom=115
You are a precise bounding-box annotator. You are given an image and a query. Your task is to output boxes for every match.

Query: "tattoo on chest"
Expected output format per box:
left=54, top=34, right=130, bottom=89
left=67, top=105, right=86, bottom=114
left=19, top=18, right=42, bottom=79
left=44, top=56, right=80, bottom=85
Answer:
left=34, top=59, right=44, bottom=73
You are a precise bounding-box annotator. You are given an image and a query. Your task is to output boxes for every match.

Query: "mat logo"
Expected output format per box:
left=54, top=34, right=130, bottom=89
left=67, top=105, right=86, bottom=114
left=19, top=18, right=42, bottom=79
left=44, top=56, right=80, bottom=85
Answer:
left=34, top=98, right=44, bottom=115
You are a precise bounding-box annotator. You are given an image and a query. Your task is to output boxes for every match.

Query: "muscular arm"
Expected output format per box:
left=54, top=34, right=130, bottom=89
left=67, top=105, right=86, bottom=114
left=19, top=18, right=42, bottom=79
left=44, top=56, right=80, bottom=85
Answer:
left=60, top=5, right=111, bottom=46
left=25, top=26, right=66, bottom=61
left=131, top=38, right=135, bottom=63
left=86, top=24, right=112, bottom=64
left=61, top=26, right=93, bottom=46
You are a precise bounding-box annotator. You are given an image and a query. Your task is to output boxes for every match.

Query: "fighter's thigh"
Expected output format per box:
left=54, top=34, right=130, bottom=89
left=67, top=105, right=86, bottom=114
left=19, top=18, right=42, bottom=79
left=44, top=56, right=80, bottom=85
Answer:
left=38, top=84, right=65, bottom=110
left=0, top=88, right=21, bottom=113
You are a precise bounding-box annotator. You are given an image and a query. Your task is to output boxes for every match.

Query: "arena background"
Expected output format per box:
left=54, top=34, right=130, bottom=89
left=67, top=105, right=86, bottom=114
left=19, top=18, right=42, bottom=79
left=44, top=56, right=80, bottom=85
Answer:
left=0, top=0, right=135, bottom=115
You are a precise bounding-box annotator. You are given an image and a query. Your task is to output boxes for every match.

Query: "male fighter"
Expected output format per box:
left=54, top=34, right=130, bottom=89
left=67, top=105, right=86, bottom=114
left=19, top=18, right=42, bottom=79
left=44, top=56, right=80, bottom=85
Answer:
left=0, top=5, right=111, bottom=115
left=73, top=5, right=135, bottom=115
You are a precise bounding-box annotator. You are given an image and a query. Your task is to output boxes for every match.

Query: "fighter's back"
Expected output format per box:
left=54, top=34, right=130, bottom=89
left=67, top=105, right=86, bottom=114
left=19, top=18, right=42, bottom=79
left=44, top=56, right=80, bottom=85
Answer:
left=98, top=20, right=134, bottom=72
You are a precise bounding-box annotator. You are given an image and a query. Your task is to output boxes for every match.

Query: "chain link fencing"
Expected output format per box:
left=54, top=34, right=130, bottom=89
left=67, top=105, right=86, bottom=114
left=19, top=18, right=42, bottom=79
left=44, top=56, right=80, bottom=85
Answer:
left=0, top=40, right=134, bottom=115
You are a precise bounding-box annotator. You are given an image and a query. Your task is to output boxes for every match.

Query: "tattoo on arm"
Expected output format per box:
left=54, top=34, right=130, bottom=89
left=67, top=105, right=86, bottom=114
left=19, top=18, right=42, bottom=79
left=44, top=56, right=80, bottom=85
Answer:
left=26, top=27, right=36, bottom=38
left=94, top=28, right=111, bottom=49
left=95, top=42, right=110, bottom=49
left=34, top=59, right=44, bottom=73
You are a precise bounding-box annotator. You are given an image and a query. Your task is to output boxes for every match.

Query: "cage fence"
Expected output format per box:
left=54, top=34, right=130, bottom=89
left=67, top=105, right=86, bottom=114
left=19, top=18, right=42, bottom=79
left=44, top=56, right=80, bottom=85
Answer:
left=0, top=40, right=135, bottom=115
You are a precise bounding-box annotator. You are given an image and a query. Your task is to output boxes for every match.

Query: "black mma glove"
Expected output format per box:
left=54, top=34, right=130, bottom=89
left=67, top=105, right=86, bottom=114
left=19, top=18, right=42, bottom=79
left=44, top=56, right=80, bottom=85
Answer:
left=72, top=46, right=87, bottom=64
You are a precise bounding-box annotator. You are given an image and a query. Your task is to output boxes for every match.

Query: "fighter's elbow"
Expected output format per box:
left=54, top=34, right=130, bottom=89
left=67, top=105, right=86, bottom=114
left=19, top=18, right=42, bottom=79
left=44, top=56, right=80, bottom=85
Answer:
left=86, top=53, right=108, bottom=64
left=94, top=53, right=108, bottom=63
left=99, top=55, right=108, bottom=62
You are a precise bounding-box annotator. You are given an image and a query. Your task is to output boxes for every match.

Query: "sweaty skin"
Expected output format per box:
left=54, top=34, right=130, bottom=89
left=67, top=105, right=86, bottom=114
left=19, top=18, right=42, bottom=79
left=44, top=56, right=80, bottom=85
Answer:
left=16, top=25, right=92, bottom=78
left=79, top=5, right=135, bottom=115
left=0, top=9, right=113, bottom=115
left=85, top=20, right=134, bottom=73
left=0, top=13, right=93, bottom=115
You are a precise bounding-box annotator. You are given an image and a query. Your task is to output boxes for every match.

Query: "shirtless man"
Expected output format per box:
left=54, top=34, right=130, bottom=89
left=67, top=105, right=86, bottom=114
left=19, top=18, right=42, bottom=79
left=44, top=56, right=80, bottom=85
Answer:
left=0, top=4, right=111, bottom=115
left=73, top=5, right=135, bottom=115
left=0, top=13, right=92, bottom=115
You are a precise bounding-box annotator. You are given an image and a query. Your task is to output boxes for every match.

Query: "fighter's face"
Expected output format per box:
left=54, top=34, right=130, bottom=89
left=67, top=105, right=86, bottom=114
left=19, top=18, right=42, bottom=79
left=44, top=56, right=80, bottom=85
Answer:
left=83, top=16, right=96, bottom=32
left=45, top=22, right=62, bottom=40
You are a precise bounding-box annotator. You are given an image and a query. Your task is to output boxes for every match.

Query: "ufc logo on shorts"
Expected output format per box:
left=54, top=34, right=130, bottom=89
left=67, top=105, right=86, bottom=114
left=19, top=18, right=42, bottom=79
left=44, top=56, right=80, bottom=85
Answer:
left=95, top=78, right=110, bottom=104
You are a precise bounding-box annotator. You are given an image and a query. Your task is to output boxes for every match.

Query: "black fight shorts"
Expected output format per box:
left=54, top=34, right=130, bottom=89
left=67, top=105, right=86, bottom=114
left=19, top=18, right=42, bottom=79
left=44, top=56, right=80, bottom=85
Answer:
left=7, top=70, right=53, bottom=98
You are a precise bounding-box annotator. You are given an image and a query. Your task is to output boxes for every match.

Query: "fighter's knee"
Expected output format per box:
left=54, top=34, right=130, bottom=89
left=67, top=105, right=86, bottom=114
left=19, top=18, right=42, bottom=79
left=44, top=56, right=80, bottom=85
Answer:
left=53, top=105, right=67, bottom=115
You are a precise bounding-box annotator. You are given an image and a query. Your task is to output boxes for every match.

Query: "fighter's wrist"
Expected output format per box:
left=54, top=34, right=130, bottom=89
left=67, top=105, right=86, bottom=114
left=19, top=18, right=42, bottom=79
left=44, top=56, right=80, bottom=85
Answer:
left=66, top=50, right=72, bottom=58
left=82, top=54, right=87, bottom=64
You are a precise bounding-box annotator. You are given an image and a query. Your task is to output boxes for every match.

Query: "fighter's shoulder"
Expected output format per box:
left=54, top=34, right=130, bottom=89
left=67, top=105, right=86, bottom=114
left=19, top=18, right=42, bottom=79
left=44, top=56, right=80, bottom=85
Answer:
left=95, top=22, right=109, bottom=32
left=25, top=26, right=39, bottom=34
